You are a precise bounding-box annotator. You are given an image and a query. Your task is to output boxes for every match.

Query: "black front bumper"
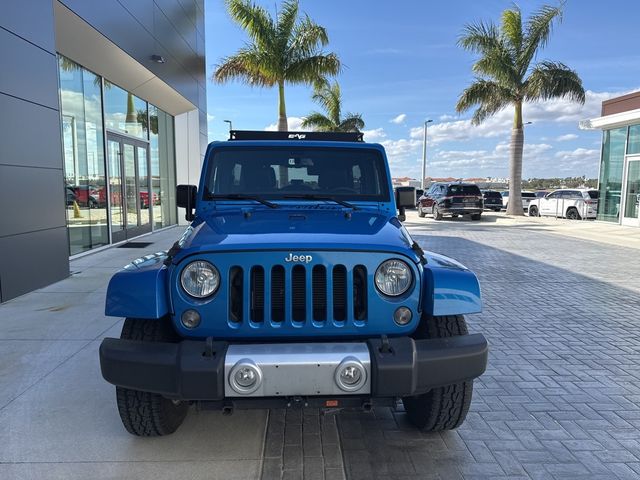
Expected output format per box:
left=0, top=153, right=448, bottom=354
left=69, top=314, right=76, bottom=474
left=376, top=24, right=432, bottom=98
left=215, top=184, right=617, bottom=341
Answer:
left=99, top=334, right=488, bottom=401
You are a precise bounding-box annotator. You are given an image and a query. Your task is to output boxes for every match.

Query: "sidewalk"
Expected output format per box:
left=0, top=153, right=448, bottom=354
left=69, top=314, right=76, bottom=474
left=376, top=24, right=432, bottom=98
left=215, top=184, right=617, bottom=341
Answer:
left=0, top=226, right=267, bottom=480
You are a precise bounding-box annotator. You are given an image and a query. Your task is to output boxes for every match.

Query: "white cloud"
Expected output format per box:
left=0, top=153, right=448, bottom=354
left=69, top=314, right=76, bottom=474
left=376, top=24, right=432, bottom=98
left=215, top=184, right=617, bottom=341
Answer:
left=362, top=128, right=387, bottom=142
left=207, top=113, right=215, bottom=122
left=264, top=116, right=306, bottom=131
left=390, top=113, right=407, bottom=124
left=412, top=89, right=634, bottom=146
left=555, top=133, right=579, bottom=142
left=439, top=114, right=457, bottom=121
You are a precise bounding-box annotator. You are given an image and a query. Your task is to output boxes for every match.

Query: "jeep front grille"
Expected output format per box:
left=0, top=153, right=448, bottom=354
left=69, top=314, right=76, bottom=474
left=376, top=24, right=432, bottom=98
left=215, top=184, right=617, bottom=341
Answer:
left=227, top=263, right=368, bottom=326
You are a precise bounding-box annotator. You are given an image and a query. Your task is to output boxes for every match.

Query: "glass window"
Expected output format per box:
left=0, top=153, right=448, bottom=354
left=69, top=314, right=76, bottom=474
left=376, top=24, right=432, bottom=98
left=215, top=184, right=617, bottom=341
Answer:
left=597, top=127, right=626, bottom=222
left=628, top=124, right=640, bottom=155
left=149, top=105, right=177, bottom=228
left=447, top=185, right=481, bottom=195
left=206, top=148, right=389, bottom=201
left=58, top=55, right=108, bottom=255
left=103, top=80, right=148, bottom=139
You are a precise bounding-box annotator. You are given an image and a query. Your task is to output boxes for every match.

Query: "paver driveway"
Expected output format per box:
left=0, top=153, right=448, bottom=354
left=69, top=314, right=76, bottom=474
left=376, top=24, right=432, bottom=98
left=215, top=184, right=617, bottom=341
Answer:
left=266, top=213, right=640, bottom=480
left=1, top=212, right=639, bottom=480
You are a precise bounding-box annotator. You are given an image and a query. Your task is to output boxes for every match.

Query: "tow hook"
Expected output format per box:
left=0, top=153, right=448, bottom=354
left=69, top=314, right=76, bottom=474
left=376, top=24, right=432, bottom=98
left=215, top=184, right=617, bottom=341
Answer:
left=222, top=405, right=234, bottom=416
left=379, top=335, right=392, bottom=354
left=287, top=396, right=307, bottom=409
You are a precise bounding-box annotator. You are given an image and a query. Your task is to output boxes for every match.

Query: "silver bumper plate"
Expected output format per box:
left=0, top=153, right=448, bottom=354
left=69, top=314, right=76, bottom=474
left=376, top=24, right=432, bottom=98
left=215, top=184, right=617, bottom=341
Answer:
left=224, top=343, right=371, bottom=397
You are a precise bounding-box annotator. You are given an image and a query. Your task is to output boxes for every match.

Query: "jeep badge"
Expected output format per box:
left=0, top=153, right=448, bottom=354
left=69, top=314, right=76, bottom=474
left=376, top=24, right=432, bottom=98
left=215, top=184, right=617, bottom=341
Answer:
left=284, top=253, right=313, bottom=263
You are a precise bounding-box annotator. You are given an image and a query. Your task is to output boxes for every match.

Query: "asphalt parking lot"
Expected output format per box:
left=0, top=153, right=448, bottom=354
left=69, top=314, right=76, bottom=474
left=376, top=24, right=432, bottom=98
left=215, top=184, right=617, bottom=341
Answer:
left=1, top=211, right=640, bottom=479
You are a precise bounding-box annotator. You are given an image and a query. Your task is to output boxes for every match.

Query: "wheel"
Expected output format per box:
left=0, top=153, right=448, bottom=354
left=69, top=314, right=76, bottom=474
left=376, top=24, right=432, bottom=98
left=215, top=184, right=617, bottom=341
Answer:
left=471, top=213, right=482, bottom=221
left=433, top=205, right=443, bottom=221
left=115, top=318, right=188, bottom=436
left=402, top=315, right=473, bottom=432
left=418, top=206, right=426, bottom=218
left=528, top=206, right=539, bottom=217
left=493, top=208, right=501, bottom=212
left=566, top=207, right=581, bottom=220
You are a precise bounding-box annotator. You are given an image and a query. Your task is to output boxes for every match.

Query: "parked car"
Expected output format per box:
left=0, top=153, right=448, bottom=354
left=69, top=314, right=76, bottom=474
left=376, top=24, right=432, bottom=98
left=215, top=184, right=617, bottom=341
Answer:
left=69, top=185, right=99, bottom=208
left=528, top=189, right=599, bottom=219
left=99, top=130, right=488, bottom=437
left=481, top=190, right=503, bottom=211
left=501, top=190, right=537, bottom=212
left=418, top=182, right=484, bottom=220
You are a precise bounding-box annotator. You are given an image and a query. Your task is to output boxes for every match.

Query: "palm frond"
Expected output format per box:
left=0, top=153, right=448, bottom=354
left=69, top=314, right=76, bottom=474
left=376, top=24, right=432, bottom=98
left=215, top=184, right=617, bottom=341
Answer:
left=301, top=112, right=336, bottom=131
left=311, top=82, right=341, bottom=125
left=524, top=61, right=585, bottom=103
left=213, top=48, right=275, bottom=86
left=338, top=113, right=365, bottom=132
left=226, top=0, right=275, bottom=50
left=276, top=0, right=299, bottom=50
left=458, top=21, right=501, bottom=54
left=456, top=79, right=513, bottom=125
left=289, top=15, right=329, bottom=56
left=286, top=53, right=341, bottom=85
left=501, top=6, right=523, bottom=54
left=519, top=4, right=563, bottom=74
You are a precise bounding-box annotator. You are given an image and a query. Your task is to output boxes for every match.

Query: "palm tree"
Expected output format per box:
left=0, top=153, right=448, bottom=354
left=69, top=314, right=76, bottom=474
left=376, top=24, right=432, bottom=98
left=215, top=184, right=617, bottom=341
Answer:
left=456, top=4, right=585, bottom=215
left=213, top=0, right=340, bottom=131
left=301, top=82, right=364, bottom=132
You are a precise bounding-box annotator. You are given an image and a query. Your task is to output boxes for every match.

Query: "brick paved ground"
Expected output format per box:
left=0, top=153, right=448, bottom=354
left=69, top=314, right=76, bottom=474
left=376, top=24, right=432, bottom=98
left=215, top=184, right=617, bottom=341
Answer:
left=263, top=215, right=640, bottom=480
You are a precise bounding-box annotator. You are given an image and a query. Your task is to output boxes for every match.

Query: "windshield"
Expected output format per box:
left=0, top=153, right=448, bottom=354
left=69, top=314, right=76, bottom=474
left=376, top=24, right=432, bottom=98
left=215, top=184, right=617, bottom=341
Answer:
left=483, top=191, right=502, bottom=198
left=205, top=147, right=390, bottom=202
left=522, top=192, right=537, bottom=198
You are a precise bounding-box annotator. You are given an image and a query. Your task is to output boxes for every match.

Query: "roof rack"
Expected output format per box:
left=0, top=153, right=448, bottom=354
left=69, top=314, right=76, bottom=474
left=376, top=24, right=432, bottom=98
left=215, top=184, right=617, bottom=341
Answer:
left=229, top=130, right=364, bottom=142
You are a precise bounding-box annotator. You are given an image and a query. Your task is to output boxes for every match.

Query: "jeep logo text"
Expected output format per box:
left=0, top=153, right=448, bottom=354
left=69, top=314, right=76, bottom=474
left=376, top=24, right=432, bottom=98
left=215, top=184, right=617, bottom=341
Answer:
left=284, top=253, right=313, bottom=263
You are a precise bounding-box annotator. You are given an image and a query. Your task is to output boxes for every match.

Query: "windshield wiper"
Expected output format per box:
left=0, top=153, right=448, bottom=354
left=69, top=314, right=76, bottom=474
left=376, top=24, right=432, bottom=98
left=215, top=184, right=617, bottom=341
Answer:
left=283, top=194, right=358, bottom=210
left=207, top=193, right=279, bottom=209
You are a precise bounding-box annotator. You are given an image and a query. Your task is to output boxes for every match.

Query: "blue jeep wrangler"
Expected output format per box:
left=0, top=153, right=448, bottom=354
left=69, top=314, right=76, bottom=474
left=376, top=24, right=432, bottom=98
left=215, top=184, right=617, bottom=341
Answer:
left=99, top=131, right=488, bottom=436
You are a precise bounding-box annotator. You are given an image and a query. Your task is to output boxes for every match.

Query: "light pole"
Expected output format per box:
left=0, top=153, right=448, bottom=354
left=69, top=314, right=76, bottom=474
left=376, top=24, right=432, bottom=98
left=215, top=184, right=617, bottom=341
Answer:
left=224, top=119, right=233, bottom=133
left=421, top=119, right=433, bottom=190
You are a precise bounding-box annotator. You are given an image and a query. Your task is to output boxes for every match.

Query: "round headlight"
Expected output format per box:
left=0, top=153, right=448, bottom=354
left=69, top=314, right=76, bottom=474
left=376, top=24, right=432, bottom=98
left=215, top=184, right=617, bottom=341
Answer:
left=180, top=260, right=220, bottom=298
left=375, top=259, right=412, bottom=296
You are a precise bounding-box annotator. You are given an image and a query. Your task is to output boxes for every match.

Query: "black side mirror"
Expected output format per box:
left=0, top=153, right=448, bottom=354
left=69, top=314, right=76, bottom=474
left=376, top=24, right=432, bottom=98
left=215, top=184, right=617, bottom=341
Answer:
left=177, top=184, right=197, bottom=221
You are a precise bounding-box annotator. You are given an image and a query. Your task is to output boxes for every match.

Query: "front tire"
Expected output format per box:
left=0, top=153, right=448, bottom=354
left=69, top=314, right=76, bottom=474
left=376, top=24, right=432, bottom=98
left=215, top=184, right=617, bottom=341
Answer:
left=418, top=206, right=426, bottom=218
left=115, top=318, right=188, bottom=436
left=402, top=315, right=473, bottom=432
left=433, top=205, right=443, bottom=221
left=529, top=206, right=539, bottom=217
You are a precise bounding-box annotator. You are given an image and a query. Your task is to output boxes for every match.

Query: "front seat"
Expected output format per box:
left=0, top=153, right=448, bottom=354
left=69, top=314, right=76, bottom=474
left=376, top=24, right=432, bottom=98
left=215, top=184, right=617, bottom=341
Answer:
left=241, top=164, right=276, bottom=193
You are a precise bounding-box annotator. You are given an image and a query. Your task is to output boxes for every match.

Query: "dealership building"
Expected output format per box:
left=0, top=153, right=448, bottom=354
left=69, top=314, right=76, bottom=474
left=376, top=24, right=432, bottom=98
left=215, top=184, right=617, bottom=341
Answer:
left=588, top=91, right=640, bottom=227
left=1, top=1, right=207, bottom=302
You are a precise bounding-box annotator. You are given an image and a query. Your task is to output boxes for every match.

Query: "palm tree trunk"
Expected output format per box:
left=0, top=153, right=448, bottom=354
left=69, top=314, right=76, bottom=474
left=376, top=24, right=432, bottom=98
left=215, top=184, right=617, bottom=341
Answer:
left=277, top=81, right=288, bottom=131
left=507, top=101, right=524, bottom=216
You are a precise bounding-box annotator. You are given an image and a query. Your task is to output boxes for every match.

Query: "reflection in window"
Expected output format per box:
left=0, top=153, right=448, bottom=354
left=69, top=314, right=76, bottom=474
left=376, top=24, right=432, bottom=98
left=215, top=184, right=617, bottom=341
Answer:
left=104, top=80, right=148, bottom=139
left=597, top=127, right=626, bottom=222
left=149, top=105, right=177, bottom=228
left=628, top=124, right=640, bottom=155
left=58, top=55, right=108, bottom=255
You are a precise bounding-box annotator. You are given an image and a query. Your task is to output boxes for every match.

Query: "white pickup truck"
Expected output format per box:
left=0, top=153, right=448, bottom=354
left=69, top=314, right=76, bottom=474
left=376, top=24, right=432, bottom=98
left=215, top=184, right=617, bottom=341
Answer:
left=528, top=189, right=599, bottom=219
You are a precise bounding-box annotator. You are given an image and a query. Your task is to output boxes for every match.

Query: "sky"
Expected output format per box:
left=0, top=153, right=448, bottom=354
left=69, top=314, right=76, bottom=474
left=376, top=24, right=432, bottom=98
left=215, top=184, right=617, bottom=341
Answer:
left=204, top=0, right=640, bottom=180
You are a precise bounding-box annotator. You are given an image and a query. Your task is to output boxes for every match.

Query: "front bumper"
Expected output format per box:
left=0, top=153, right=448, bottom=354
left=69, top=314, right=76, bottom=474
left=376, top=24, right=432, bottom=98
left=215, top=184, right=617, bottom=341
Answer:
left=99, top=334, right=488, bottom=401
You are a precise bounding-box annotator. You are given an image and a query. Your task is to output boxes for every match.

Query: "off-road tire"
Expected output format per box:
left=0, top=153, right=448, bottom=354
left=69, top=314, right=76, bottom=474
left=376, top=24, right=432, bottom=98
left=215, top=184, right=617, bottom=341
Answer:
left=115, top=318, right=188, bottom=436
left=566, top=207, right=581, bottom=220
left=471, top=213, right=482, bottom=221
left=433, top=205, right=443, bottom=221
left=402, top=315, right=473, bottom=432
left=529, top=206, right=539, bottom=217
left=418, top=206, right=426, bottom=218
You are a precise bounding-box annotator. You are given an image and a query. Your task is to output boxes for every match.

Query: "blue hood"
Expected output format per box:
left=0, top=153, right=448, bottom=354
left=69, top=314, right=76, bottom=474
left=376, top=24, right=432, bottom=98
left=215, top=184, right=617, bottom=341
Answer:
left=171, top=207, right=418, bottom=263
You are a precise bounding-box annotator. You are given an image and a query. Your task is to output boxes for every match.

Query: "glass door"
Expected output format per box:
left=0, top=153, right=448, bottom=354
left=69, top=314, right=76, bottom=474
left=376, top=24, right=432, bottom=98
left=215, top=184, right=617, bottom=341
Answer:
left=106, top=133, right=151, bottom=241
left=622, top=158, right=640, bottom=227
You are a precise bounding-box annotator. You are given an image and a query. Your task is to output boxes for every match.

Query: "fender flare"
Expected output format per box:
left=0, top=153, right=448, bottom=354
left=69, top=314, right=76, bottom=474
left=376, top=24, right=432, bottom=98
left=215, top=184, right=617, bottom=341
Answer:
left=421, top=252, right=482, bottom=316
left=105, top=252, right=169, bottom=319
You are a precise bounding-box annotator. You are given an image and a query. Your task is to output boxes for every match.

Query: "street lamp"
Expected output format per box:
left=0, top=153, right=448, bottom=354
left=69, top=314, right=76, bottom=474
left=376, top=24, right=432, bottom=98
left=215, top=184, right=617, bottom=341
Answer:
left=224, top=119, right=233, bottom=132
left=421, top=119, right=433, bottom=190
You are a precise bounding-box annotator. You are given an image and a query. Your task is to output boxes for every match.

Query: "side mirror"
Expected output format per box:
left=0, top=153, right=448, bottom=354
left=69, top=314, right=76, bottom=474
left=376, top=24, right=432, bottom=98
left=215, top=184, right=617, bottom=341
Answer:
left=177, top=184, right=197, bottom=221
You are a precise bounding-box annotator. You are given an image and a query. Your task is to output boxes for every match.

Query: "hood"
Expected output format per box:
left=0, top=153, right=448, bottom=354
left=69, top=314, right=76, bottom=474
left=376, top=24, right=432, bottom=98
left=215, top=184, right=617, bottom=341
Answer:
left=171, top=207, right=418, bottom=263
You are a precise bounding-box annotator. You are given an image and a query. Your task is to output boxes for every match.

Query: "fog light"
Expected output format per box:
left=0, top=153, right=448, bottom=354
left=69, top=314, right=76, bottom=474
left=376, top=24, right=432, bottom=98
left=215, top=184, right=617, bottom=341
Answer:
left=181, top=309, right=201, bottom=329
left=229, top=360, right=262, bottom=394
left=335, top=357, right=366, bottom=392
left=393, top=307, right=412, bottom=326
